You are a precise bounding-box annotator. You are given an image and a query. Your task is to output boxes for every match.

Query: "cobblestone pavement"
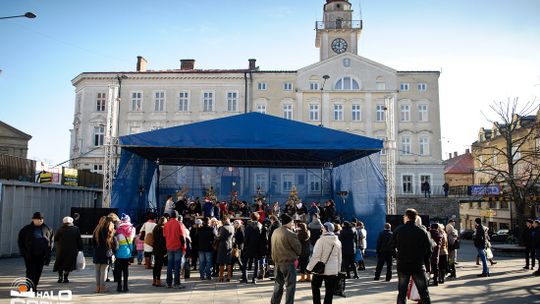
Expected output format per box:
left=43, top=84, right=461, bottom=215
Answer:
left=0, top=240, right=539, bottom=304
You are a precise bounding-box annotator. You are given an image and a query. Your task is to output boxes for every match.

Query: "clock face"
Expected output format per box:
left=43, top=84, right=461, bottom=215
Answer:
left=331, top=38, right=348, bottom=54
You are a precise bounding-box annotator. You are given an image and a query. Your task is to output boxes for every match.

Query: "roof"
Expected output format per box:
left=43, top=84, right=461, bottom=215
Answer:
left=119, top=112, right=382, bottom=168
left=0, top=121, right=32, bottom=140
left=444, top=152, right=473, bottom=174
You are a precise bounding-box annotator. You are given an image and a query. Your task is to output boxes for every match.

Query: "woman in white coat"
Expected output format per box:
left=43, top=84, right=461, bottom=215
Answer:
left=307, top=222, right=342, bottom=304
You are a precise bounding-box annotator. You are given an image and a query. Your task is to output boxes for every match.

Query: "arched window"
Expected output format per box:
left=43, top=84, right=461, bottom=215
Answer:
left=334, top=77, right=360, bottom=90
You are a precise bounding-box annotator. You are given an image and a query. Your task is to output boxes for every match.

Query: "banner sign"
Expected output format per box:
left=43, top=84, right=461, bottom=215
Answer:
left=471, top=185, right=500, bottom=196
left=63, top=168, right=78, bottom=187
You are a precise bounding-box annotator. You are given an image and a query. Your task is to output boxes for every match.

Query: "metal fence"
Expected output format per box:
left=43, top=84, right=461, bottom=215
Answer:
left=0, top=154, right=35, bottom=182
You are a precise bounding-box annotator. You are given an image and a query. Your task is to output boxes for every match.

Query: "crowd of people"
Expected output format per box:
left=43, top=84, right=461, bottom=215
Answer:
left=16, top=198, right=540, bottom=304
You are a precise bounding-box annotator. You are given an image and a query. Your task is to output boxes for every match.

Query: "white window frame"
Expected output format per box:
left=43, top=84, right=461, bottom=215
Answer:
left=254, top=173, right=268, bottom=193
left=178, top=91, right=190, bottom=112
left=334, top=77, right=360, bottom=90
left=376, top=104, right=385, bottom=122
left=418, top=104, right=428, bottom=122
left=257, top=82, right=268, bottom=91
left=309, top=82, right=320, bottom=91
left=130, top=91, right=143, bottom=112
left=283, top=104, right=293, bottom=120
left=333, top=104, right=344, bottom=121
left=153, top=91, right=165, bottom=112
left=96, top=92, right=106, bottom=112
left=401, top=136, right=412, bottom=155
left=400, top=82, right=410, bottom=91
left=309, top=104, right=320, bottom=121
left=281, top=173, right=294, bottom=193
left=93, top=125, right=105, bottom=146
left=402, top=174, right=414, bottom=194
left=283, top=82, right=293, bottom=91
left=419, top=136, right=430, bottom=156
left=376, top=81, right=386, bottom=90
left=256, top=103, right=267, bottom=114
left=417, top=82, right=427, bottom=91
left=400, top=104, right=411, bottom=122
left=202, top=91, right=214, bottom=112
left=308, top=173, right=321, bottom=193
left=227, top=91, right=238, bottom=112
left=352, top=104, right=361, bottom=121
left=92, top=164, right=103, bottom=173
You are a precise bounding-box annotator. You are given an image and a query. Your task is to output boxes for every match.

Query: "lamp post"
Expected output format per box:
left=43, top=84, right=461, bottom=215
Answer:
left=0, top=12, right=37, bottom=20
left=319, top=75, right=330, bottom=127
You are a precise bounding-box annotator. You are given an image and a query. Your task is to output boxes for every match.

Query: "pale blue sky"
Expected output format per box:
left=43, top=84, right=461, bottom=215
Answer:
left=1, top=0, right=539, bottom=164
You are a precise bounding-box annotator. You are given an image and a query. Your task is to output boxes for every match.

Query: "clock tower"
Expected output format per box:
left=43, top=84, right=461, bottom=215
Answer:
left=315, top=0, right=363, bottom=61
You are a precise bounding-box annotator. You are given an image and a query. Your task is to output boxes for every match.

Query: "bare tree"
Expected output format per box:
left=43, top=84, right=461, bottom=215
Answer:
left=473, top=97, right=540, bottom=231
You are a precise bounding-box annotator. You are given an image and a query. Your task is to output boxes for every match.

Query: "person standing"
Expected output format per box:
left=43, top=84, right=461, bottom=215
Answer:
left=296, top=222, right=311, bottom=282
left=374, top=223, right=394, bottom=281
left=115, top=214, right=135, bottom=292
left=271, top=214, right=302, bottom=304
left=163, top=211, right=187, bottom=289
left=307, top=222, right=342, bottom=304
left=140, top=213, right=157, bottom=269
left=422, top=181, right=431, bottom=198
left=429, top=223, right=442, bottom=286
left=93, top=216, right=117, bottom=293
left=151, top=216, right=168, bottom=287
left=532, top=219, right=540, bottom=276
left=442, top=182, right=449, bottom=197
left=437, top=223, right=448, bottom=284
left=356, top=221, right=367, bottom=271
left=474, top=217, right=490, bottom=277
left=216, top=216, right=234, bottom=282
left=446, top=221, right=459, bottom=279
left=197, top=217, right=216, bottom=280
left=18, top=212, right=54, bottom=292
left=244, top=212, right=263, bottom=283
left=339, top=221, right=358, bottom=279
left=164, top=195, right=175, bottom=216
left=523, top=219, right=535, bottom=270
left=53, top=216, right=82, bottom=283
left=393, top=209, right=432, bottom=304
left=323, top=200, right=336, bottom=223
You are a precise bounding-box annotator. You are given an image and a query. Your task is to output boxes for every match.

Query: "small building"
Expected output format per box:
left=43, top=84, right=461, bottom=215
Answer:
left=0, top=121, right=32, bottom=159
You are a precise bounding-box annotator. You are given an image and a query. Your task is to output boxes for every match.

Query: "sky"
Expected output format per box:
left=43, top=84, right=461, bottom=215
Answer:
left=1, top=0, right=539, bottom=165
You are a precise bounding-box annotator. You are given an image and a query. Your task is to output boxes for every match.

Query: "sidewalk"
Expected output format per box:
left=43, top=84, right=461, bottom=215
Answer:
left=0, top=241, right=538, bottom=304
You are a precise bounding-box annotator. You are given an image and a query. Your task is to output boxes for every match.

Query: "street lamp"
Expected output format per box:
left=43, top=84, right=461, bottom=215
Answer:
left=0, top=12, right=37, bottom=20
left=319, top=75, right=330, bottom=127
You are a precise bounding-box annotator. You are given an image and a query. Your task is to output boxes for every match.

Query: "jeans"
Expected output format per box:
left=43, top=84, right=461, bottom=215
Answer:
left=397, top=271, right=431, bottom=304
left=477, top=247, right=489, bottom=274
left=271, top=263, right=297, bottom=304
left=167, top=249, right=184, bottom=286
left=311, top=274, right=337, bottom=304
left=199, top=251, right=213, bottom=279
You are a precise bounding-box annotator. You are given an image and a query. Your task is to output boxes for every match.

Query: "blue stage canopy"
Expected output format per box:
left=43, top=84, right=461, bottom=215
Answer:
left=119, top=112, right=383, bottom=168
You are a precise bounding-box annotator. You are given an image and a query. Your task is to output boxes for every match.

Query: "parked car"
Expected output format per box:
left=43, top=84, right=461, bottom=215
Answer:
left=489, top=229, right=510, bottom=243
left=460, top=229, right=475, bottom=240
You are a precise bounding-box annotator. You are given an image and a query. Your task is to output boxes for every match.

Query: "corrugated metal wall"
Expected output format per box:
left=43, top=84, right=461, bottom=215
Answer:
left=0, top=180, right=101, bottom=257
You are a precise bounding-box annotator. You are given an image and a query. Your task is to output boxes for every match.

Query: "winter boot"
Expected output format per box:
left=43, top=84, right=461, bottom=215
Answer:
left=218, top=265, right=225, bottom=282
left=57, top=271, right=63, bottom=283
left=63, top=272, right=69, bottom=283
left=226, top=265, right=233, bottom=282
left=145, top=256, right=153, bottom=269
left=299, top=273, right=305, bottom=282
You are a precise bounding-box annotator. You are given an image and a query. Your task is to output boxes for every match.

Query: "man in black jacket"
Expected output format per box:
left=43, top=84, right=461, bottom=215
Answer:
left=474, top=217, right=490, bottom=277
left=17, top=212, right=53, bottom=291
left=533, top=220, right=540, bottom=276
left=393, top=209, right=432, bottom=304
left=195, top=217, right=217, bottom=280
left=523, top=219, right=535, bottom=270
left=374, top=223, right=394, bottom=281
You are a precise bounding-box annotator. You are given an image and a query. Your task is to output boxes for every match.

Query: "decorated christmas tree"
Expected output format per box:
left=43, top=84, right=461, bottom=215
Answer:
left=206, top=186, right=218, bottom=203
left=286, top=186, right=301, bottom=205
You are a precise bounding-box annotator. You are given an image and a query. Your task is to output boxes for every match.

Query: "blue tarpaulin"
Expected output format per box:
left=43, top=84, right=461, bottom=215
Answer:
left=112, top=112, right=386, bottom=250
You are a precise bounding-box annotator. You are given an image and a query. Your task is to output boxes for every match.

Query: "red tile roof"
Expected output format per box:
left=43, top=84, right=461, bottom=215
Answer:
left=444, top=153, right=473, bottom=174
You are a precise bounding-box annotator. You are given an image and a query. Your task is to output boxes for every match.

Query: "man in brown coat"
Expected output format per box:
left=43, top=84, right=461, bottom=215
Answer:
left=271, top=214, right=301, bottom=304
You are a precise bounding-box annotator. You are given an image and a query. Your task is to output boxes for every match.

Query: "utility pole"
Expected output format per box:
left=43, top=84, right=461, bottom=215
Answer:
left=385, top=94, right=397, bottom=215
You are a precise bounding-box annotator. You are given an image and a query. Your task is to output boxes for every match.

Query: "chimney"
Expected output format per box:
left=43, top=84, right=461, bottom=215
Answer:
left=136, top=56, right=147, bottom=72
left=465, top=149, right=470, bottom=154
left=248, top=58, right=256, bottom=70
left=180, top=59, right=195, bottom=70
left=454, top=151, right=458, bottom=158
left=449, top=153, right=452, bottom=159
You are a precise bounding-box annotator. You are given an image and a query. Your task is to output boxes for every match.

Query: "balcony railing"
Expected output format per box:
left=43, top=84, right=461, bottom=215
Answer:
left=397, top=185, right=473, bottom=198
left=315, top=20, right=362, bottom=30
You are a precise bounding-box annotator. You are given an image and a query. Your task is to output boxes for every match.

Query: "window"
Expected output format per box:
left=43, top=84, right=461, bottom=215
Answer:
left=93, top=125, right=105, bottom=146
left=96, top=92, right=106, bottom=112
left=227, top=92, right=238, bottom=112
left=154, top=91, right=165, bottom=112
left=500, top=200, right=509, bottom=209
left=420, top=175, right=430, bottom=186
left=308, top=173, right=321, bottom=193
left=335, top=77, right=360, bottom=90
left=257, top=82, right=267, bottom=90
left=402, top=175, right=413, bottom=193
left=178, top=91, right=189, bottom=112
left=283, top=104, right=293, bottom=120
left=512, top=146, right=521, bottom=161
left=282, top=173, right=294, bottom=193
left=255, top=173, right=268, bottom=193
left=400, top=104, right=411, bottom=122
left=131, top=92, right=142, bottom=111
left=256, top=104, right=266, bottom=114
left=129, top=126, right=141, bottom=134
left=342, top=58, right=351, bottom=67
left=92, top=164, right=103, bottom=172
left=309, top=104, right=320, bottom=121
left=492, top=150, right=498, bottom=165
left=377, top=136, right=386, bottom=155
left=283, top=82, right=293, bottom=91
left=418, top=105, right=428, bottom=122
left=401, top=136, right=411, bottom=155
left=203, top=92, right=214, bottom=112
left=417, top=83, right=427, bottom=91
left=376, top=105, right=385, bottom=122
left=333, top=104, right=343, bottom=121
left=376, top=81, right=386, bottom=90
left=400, top=83, right=410, bottom=91
left=309, top=82, right=320, bottom=90
left=419, top=137, right=430, bottom=155
left=352, top=104, right=361, bottom=121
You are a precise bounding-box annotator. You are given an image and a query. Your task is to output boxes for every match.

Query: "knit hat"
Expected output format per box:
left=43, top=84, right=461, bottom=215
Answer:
left=63, top=216, right=74, bottom=224
left=195, top=219, right=203, bottom=225
left=280, top=214, right=293, bottom=225
left=121, top=213, right=131, bottom=223
left=323, top=222, right=335, bottom=233
left=233, top=219, right=243, bottom=226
